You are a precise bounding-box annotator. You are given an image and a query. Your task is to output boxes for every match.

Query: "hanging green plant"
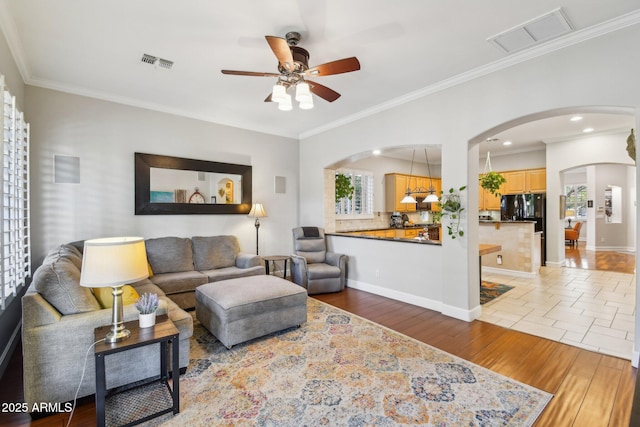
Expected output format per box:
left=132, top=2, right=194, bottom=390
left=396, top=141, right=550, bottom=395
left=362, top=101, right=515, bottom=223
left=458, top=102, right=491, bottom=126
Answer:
left=480, top=171, right=506, bottom=196
left=438, top=186, right=466, bottom=239
left=335, top=173, right=354, bottom=203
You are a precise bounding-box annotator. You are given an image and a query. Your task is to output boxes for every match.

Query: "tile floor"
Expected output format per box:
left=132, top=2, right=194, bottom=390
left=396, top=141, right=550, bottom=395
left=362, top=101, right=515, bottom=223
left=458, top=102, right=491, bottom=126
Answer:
left=479, top=266, right=636, bottom=360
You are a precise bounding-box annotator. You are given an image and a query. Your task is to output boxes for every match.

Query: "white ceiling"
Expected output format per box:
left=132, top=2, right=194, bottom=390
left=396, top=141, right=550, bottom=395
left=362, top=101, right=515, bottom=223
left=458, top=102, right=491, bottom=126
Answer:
left=0, top=0, right=638, bottom=146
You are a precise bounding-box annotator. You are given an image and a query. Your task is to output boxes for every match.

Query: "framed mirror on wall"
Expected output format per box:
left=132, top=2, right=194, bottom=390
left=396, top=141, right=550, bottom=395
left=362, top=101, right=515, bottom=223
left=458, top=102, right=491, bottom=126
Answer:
left=135, top=152, right=252, bottom=215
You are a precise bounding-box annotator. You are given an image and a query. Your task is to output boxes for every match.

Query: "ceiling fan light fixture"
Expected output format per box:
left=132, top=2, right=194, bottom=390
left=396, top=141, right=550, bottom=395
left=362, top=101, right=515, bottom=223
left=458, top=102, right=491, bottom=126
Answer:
left=278, top=93, right=293, bottom=111
left=299, top=100, right=314, bottom=110
left=272, top=84, right=287, bottom=103
left=295, top=82, right=311, bottom=102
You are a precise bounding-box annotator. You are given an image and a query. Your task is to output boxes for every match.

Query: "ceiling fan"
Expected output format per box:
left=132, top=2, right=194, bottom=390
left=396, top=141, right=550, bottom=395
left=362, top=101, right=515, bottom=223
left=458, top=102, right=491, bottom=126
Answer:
left=221, top=31, right=360, bottom=110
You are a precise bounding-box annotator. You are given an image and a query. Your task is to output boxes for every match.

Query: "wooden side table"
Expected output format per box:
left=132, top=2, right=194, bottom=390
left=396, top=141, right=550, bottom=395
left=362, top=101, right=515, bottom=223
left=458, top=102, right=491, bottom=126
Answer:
left=262, top=255, right=291, bottom=280
left=94, top=314, right=180, bottom=427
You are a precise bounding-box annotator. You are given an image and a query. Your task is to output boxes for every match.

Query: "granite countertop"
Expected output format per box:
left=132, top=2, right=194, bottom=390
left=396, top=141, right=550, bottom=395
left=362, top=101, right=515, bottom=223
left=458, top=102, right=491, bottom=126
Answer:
left=478, top=220, right=537, bottom=224
left=328, top=232, right=442, bottom=245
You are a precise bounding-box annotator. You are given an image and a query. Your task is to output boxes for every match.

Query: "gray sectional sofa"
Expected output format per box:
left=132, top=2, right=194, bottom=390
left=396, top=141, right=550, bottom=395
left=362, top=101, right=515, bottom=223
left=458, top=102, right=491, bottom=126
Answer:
left=22, top=235, right=264, bottom=413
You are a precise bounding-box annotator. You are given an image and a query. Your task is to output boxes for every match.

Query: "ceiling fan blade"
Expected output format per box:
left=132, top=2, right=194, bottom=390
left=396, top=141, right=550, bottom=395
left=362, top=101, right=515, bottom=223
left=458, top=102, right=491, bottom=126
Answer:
left=264, top=93, right=273, bottom=102
left=307, top=80, right=341, bottom=102
left=221, top=70, right=280, bottom=77
left=305, top=57, right=360, bottom=76
left=265, top=36, right=294, bottom=72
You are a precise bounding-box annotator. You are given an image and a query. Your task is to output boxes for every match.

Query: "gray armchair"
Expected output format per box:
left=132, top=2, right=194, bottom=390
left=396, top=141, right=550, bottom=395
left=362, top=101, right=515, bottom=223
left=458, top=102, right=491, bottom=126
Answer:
left=291, top=227, right=347, bottom=294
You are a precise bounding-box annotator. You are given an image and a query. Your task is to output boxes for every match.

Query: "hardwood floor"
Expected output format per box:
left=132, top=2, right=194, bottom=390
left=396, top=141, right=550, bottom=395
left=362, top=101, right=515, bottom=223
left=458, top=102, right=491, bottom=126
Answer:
left=565, top=241, right=635, bottom=274
left=0, top=244, right=636, bottom=427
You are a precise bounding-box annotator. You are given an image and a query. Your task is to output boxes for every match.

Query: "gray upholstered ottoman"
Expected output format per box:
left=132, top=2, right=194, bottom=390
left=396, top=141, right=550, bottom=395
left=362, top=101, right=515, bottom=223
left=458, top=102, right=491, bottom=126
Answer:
left=195, top=275, right=307, bottom=348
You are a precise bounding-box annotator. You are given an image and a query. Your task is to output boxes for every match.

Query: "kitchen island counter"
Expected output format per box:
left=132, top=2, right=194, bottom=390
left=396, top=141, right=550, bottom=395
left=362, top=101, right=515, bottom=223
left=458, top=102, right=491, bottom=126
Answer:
left=479, top=221, right=541, bottom=277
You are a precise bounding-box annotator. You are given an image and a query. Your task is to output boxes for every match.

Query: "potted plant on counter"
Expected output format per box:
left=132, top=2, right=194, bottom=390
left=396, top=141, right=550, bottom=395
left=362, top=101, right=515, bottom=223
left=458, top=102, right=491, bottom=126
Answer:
left=135, top=292, right=159, bottom=328
left=439, top=186, right=466, bottom=239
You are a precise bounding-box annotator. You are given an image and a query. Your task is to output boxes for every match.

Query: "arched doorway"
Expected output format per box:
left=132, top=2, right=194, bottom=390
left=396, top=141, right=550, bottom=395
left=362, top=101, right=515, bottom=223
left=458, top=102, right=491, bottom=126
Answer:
left=467, top=106, right=637, bottom=360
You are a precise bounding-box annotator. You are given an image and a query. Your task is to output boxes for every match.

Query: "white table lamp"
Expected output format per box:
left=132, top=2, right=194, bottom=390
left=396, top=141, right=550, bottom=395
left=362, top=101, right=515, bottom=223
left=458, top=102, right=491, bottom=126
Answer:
left=80, top=237, right=149, bottom=343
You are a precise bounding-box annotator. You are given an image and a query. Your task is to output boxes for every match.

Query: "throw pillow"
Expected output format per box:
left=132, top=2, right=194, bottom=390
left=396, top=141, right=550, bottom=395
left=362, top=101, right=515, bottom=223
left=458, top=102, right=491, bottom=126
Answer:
left=92, top=285, right=140, bottom=309
left=192, top=235, right=240, bottom=270
left=33, top=254, right=101, bottom=315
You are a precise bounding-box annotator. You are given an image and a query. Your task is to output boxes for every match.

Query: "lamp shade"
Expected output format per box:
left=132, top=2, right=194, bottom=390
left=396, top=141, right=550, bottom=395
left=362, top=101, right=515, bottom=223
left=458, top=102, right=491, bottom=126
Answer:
left=80, top=237, right=149, bottom=287
left=425, top=192, right=439, bottom=203
left=295, top=82, right=312, bottom=102
left=400, top=194, right=417, bottom=204
left=248, top=203, right=267, bottom=218
left=278, top=94, right=293, bottom=111
left=271, top=84, right=287, bottom=103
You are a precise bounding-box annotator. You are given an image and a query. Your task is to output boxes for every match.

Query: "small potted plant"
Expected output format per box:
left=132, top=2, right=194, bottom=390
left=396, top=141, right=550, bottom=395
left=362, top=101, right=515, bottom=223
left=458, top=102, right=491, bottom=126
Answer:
left=135, top=292, right=159, bottom=328
left=480, top=171, right=506, bottom=197
left=439, top=186, right=466, bottom=239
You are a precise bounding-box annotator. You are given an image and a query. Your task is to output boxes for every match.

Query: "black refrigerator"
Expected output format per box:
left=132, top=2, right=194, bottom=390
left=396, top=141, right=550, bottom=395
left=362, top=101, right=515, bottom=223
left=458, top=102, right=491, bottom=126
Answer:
left=501, top=193, right=546, bottom=265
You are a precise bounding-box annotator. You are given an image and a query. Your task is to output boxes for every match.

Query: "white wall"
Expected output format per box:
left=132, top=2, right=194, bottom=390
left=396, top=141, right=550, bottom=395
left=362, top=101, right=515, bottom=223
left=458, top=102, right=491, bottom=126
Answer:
left=547, top=132, right=635, bottom=262
left=299, top=24, right=640, bottom=349
left=480, top=149, right=546, bottom=172
left=25, top=86, right=299, bottom=264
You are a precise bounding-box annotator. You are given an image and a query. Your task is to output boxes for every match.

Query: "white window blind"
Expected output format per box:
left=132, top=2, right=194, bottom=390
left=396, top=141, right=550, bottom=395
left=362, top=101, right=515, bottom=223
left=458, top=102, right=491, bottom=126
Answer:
left=1, top=75, right=30, bottom=310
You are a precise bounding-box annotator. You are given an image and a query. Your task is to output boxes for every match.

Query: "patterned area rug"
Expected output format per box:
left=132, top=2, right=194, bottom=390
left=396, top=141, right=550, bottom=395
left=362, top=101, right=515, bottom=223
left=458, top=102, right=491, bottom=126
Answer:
left=147, top=298, right=551, bottom=426
left=481, top=281, right=514, bottom=305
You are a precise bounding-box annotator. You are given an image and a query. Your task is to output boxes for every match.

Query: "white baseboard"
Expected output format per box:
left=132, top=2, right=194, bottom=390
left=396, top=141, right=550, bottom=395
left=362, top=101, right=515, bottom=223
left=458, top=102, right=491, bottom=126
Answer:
left=482, top=266, right=539, bottom=279
left=545, top=260, right=565, bottom=268
left=633, top=349, right=639, bottom=368
left=346, top=279, right=477, bottom=322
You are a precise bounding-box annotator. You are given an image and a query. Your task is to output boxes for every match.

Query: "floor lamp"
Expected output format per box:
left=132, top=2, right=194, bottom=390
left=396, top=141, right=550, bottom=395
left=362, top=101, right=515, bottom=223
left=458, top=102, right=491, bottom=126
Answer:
left=80, top=237, right=149, bottom=343
left=248, top=203, right=267, bottom=255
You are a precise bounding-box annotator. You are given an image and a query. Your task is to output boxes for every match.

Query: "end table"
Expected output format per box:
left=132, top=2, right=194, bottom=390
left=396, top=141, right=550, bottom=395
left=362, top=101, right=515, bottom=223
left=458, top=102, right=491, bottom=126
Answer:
left=94, top=314, right=180, bottom=427
left=262, top=255, right=291, bottom=280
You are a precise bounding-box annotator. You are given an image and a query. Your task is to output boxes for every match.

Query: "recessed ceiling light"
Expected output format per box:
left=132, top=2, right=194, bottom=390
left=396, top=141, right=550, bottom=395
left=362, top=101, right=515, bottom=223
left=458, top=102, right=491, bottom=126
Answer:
left=570, top=116, right=583, bottom=122
left=503, top=141, right=512, bottom=146
left=583, top=127, right=594, bottom=133
left=372, top=149, right=381, bottom=156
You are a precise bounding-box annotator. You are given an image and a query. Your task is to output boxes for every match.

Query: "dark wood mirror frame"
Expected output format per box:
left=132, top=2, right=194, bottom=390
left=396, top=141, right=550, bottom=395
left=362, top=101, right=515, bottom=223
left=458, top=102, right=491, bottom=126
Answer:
left=135, top=152, right=252, bottom=215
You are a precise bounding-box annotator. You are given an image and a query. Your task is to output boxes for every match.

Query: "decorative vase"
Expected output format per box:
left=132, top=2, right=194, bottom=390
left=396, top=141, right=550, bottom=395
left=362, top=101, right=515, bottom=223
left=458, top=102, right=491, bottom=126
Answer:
left=139, top=312, right=156, bottom=328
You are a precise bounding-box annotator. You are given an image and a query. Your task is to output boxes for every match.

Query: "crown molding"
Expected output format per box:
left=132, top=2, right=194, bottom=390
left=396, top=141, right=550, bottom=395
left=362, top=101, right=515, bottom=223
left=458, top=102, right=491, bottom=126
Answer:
left=0, top=2, right=31, bottom=83
left=299, top=9, right=640, bottom=140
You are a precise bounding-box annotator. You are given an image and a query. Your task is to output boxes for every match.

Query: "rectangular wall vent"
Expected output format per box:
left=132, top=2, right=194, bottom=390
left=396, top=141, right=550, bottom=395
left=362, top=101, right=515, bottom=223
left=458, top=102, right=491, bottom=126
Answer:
left=488, top=8, right=573, bottom=54
left=140, top=53, right=174, bottom=70
left=141, top=53, right=158, bottom=65
left=158, top=58, right=174, bottom=70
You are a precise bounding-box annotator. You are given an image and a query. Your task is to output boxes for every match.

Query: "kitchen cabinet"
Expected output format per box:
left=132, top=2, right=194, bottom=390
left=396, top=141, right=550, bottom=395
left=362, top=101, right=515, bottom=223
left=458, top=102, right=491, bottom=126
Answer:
left=478, top=182, right=502, bottom=211
left=503, top=171, right=526, bottom=194
left=385, top=174, right=416, bottom=212
left=500, top=169, right=547, bottom=195
left=385, top=173, right=441, bottom=212
left=526, top=169, right=546, bottom=192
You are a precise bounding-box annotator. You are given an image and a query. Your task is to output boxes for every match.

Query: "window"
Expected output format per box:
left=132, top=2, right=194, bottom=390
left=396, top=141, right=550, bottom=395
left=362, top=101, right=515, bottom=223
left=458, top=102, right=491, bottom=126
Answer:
left=1, top=75, right=30, bottom=310
left=564, top=184, right=587, bottom=220
left=335, top=169, right=374, bottom=219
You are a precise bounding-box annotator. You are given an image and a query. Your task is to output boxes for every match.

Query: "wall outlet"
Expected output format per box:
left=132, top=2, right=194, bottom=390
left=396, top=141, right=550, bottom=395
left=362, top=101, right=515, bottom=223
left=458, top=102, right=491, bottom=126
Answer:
left=497, top=255, right=503, bottom=265
left=375, top=269, right=380, bottom=278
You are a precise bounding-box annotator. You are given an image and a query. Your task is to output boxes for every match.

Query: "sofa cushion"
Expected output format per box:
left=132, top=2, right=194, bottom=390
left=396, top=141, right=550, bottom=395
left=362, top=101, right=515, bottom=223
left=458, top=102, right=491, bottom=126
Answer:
left=192, top=236, right=240, bottom=270
left=149, top=271, right=208, bottom=295
left=145, top=237, right=194, bottom=274
left=33, top=254, right=101, bottom=315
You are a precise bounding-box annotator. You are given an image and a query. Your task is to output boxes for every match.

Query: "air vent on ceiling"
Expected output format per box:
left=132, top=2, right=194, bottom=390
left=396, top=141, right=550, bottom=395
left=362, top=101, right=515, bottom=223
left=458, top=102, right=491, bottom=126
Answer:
left=488, top=8, right=573, bottom=54
left=140, top=53, right=174, bottom=70
left=158, top=58, right=174, bottom=70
